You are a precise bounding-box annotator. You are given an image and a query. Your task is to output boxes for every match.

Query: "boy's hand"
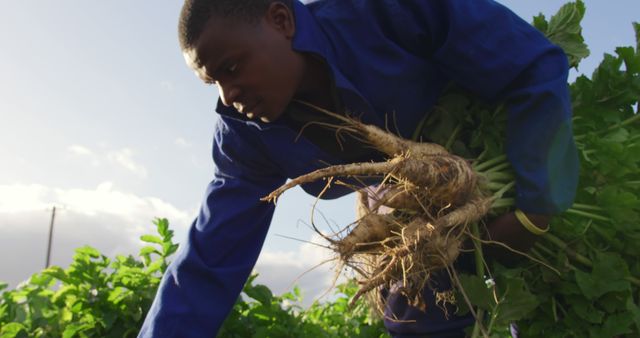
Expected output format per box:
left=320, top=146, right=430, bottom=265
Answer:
left=482, top=211, right=551, bottom=264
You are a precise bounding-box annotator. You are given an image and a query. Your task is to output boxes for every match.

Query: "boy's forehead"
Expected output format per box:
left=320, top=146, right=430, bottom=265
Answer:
left=182, top=50, right=207, bottom=83
left=191, top=18, right=255, bottom=65
left=183, top=48, right=203, bottom=70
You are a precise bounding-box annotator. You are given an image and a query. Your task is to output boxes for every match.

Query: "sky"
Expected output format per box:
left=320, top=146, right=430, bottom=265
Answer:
left=0, top=0, right=638, bottom=304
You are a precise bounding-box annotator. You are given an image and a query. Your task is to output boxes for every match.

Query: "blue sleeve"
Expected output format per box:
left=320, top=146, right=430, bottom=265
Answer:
left=138, top=117, right=286, bottom=337
left=390, top=0, right=579, bottom=214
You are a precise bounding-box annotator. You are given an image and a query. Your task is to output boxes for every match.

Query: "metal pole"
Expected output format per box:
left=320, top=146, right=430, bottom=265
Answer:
left=45, top=206, right=56, bottom=268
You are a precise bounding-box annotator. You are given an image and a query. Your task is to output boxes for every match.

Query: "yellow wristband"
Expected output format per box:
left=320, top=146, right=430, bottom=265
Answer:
left=514, top=209, right=549, bottom=235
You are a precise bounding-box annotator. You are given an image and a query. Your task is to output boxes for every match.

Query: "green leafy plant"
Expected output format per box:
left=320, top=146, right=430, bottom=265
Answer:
left=417, top=2, right=640, bottom=337
left=219, top=276, right=388, bottom=338
left=0, top=219, right=179, bottom=338
left=0, top=219, right=387, bottom=337
left=2, top=2, right=637, bottom=337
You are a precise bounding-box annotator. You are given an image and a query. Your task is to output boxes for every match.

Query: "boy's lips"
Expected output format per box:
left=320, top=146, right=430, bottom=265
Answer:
left=233, top=100, right=262, bottom=117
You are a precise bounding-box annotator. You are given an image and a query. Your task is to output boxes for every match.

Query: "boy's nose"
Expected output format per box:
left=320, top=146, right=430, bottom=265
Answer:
left=218, top=84, right=240, bottom=107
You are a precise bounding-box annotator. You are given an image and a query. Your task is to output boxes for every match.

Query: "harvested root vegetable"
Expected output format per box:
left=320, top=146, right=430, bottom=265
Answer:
left=262, top=102, right=492, bottom=312
left=331, top=213, right=400, bottom=258
left=262, top=102, right=480, bottom=209
left=263, top=154, right=478, bottom=208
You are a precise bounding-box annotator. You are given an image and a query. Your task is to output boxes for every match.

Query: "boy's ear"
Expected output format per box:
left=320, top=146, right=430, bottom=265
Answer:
left=264, top=2, right=296, bottom=39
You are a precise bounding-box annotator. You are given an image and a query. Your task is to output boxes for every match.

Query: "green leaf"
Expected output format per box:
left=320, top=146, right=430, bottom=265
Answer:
left=245, top=273, right=259, bottom=287
left=162, top=242, right=174, bottom=256
left=596, top=186, right=639, bottom=223
left=634, top=22, right=640, bottom=52
left=141, top=253, right=151, bottom=267
left=140, top=235, right=163, bottom=245
left=592, top=312, right=634, bottom=337
left=0, top=282, right=7, bottom=292
left=545, top=0, right=589, bottom=67
left=456, top=274, right=494, bottom=311
left=604, top=127, right=630, bottom=143
left=532, top=13, right=548, bottom=33
left=0, top=323, right=29, bottom=338
left=575, top=252, right=630, bottom=299
left=154, top=218, right=169, bottom=238
left=42, top=266, right=71, bottom=283
left=28, top=272, right=54, bottom=287
left=52, top=284, right=77, bottom=304
left=75, top=246, right=101, bottom=259
left=570, top=298, right=604, bottom=323
left=616, top=46, right=640, bottom=74
left=494, top=277, right=539, bottom=323
left=548, top=1, right=584, bottom=34
left=626, top=297, right=640, bottom=332
left=165, top=243, right=179, bottom=257
left=146, top=260, right=163, bottom=273
left=244, top=284, right=273, bottom=306
left=107, top=287, right=129, bottom=305
left=139, top=246, right=160, bottom=256
left=62, top=323, right=86, bottom=338
left=555, top=37, right=590, bottom=63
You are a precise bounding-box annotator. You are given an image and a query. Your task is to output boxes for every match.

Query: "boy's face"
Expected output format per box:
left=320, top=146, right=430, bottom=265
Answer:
left=183, top=4, right=304, bottom=123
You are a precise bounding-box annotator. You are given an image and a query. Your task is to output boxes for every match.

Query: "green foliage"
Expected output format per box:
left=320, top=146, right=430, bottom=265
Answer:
left=301, top=281, right=388, bottom=338
left=219, top=277, right=388, bottom=338
left=533, top=0, right=590, bottom=68
left=417, top=2, right=640, bottom=337
left=0, top=219, right=387, bottom=337
left=0, top=218, right=179, bottom=337
left=2, top=2, right=638, bottom=337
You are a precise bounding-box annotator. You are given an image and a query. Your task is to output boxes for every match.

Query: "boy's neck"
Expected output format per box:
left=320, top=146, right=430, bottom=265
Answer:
left=294, top=53, right=337, bottom=112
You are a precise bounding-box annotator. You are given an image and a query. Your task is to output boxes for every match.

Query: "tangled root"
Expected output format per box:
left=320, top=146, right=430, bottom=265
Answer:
left=262, top=107, right=492, bottom=314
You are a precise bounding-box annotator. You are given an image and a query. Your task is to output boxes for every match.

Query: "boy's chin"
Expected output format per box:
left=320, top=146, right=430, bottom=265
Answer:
left=259, top=108, right=286, bottom=123
left=259, top=114, right=281, bottom=123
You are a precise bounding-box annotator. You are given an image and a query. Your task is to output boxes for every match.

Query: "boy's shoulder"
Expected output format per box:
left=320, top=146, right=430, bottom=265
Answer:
left=302, top=0, right=416, bottom=28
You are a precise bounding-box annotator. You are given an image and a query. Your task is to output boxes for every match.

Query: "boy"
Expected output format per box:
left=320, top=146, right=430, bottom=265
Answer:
left=139, top=0, right=578, bottom=336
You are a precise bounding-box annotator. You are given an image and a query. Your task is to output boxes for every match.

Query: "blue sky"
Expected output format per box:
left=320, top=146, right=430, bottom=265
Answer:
left=0, top=1, right=638, bottom=300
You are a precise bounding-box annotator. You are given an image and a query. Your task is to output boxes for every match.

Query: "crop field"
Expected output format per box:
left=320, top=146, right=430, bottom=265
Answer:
left=1, top=1, right=638, bottom=337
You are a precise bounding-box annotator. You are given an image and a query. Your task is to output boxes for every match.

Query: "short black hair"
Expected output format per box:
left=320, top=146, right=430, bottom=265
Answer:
left=178, top=0, right=293, bottom=51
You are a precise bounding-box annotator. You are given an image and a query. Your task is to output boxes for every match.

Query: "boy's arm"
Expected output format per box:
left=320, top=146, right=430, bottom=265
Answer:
left=390, top=0, right=579, bottom=216
left=138, top=117, right=286, bottom=337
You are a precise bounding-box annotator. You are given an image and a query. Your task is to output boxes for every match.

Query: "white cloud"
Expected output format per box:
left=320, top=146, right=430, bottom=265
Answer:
left=67, top=144, right=101, bottom=166
left=174, top=137, right=192, bottom=148
left=0, top=183, right=352, bottom=307
left=53, top=182, right=189, bottom=223
left=0, top=182, right=193, bottom=230
left=0, top=183, right=52, bottom=213
left=107, top=148, right=148, bottom=178
left=68, top=144, right=148, bottom=176
left=68, top=144, right=93, bottom=156
left=0, top=182, right=194, bottom=288
left=255, top=233, right=348, bottom=305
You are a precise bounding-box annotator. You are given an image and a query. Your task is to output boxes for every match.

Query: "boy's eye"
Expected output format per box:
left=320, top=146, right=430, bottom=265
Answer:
left=226, top=63, right=238, bottom=74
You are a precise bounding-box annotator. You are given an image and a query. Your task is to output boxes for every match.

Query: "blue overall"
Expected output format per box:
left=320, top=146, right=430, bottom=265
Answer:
left=139, top=0, right=578, bottom=337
